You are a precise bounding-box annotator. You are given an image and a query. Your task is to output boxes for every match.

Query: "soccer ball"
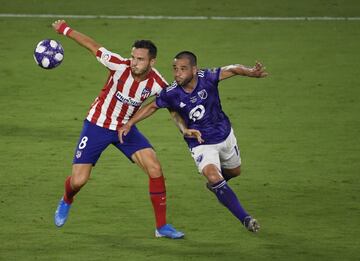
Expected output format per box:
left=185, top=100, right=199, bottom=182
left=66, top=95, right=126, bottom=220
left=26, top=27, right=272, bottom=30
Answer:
left=33, top=39, right=64, bottom=69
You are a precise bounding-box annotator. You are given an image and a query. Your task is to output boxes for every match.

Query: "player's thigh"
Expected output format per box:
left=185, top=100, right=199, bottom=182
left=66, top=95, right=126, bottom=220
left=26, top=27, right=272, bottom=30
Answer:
left=131, top=148, right=162, bottom=178
left=73, top=120, right=113, bottom=165
left=114, top=125, right=153, bottom=162
left=219, top=129, right=241, bottom=171
left=190, top=144, right=221, bottom=174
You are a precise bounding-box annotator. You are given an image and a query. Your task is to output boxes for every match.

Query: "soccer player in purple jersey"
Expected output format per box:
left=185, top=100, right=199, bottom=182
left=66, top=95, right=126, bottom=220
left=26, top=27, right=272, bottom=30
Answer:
left=118, top=51, right=268, bottom=232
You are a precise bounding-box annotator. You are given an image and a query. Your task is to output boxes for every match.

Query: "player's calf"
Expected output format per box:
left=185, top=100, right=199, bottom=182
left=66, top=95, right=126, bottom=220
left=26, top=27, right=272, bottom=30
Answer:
left=221, top=166, right=241, bottom=181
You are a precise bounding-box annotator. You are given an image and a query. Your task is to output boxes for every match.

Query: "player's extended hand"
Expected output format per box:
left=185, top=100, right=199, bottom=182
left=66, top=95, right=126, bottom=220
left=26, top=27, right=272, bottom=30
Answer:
left=249, top=61, right=268, bottom=78
left=52, top=20, right=72, bottom=36
left=52, top=20, right=65, bottom=32
left=118, top=123, right=132, bottom=144
left=183, top=128, right=204, bottom=144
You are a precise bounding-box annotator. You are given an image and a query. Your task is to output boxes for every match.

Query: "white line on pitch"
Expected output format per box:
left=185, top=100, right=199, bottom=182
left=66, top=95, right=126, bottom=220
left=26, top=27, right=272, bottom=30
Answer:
left=0, top=13, right=359, bottom=21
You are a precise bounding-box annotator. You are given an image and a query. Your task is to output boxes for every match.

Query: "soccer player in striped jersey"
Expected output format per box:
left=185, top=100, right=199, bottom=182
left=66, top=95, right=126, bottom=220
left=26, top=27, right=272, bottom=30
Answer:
left=118, top=51, right=268, bottom=233
left=52, top=20, right=193, bottom=239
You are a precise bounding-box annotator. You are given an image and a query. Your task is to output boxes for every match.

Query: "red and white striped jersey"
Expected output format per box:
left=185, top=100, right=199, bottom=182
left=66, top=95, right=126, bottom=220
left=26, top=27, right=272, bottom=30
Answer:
left=86, top=47, right=168, bottom=130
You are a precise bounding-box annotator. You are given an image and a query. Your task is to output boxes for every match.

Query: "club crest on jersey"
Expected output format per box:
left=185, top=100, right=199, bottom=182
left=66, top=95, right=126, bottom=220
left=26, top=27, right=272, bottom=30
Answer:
left=75, top=150, right=82, bottom=159
left=197, top=89, right=208, bottom=100
left=141, top=88, right=151, bottom=100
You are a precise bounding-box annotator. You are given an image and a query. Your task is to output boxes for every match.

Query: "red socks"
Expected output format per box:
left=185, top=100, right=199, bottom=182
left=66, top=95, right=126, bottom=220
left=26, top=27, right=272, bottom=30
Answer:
left=63, top=175, right=167, bottom=228
left=149, top=176, right=167, bottom=228
left=63, top=176, right=79, bottom=204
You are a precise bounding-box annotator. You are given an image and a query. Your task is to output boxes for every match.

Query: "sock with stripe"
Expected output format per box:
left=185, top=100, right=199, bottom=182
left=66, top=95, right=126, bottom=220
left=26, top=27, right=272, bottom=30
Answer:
left=212, top=180, right=249, bottom=224
left=149, top=176, right=167, bottom=228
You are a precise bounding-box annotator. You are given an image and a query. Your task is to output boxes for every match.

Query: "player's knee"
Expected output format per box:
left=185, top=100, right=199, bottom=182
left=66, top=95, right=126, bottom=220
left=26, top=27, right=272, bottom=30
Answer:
left=71, top=167, right=91, bottom=189
left=207, top=173, right=223, bottom=184
left=71, top=174, right=88, bottom=190
left=234, top=166, right=241, bottom=176
left=203, top=165, right=223, bottom=184
left=146, top=162, right=163, bottom=178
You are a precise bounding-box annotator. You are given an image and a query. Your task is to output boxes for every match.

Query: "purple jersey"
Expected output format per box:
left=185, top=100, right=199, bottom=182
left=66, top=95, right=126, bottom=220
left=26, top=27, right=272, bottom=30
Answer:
left=156, top=68, right=231, bottom=148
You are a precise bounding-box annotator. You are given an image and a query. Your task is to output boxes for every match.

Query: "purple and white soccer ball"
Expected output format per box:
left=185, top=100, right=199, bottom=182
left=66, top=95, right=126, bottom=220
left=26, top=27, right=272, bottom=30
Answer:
left=33, top=39, right=64, bottom=69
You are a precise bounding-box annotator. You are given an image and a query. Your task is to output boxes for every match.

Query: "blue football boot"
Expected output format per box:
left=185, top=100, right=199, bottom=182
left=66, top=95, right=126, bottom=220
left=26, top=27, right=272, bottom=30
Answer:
left=54, top=197, right=71, bottom=227
left=155, top=224, right=184, bottom=239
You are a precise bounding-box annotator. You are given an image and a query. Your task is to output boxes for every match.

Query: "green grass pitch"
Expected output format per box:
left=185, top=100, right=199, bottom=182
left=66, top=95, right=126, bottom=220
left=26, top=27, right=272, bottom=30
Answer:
left=0, top=0, right=359, bottom=260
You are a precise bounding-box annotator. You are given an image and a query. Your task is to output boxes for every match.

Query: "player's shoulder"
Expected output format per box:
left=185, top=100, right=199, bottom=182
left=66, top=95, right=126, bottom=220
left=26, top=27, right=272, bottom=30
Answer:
left=199, top=67, right=219, bottom=75
left=97, top=47, right=130, bottom=65
left=197, top=69, right=206, bottom=78
left=198, top=67, right=221, bottom=83
left=164, top=81, right=179, bottom=93
left=198, top=68, right=218, bottom=77
left=150, top=68, right=168, bottom=87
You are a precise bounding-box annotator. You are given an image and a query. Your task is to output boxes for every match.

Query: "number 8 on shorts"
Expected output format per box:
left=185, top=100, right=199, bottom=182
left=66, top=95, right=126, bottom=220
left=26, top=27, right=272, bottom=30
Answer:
left=78, top=136, right=88, bottom=149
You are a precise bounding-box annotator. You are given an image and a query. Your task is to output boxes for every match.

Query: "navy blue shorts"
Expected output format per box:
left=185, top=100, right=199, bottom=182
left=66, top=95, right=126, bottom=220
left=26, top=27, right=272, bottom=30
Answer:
left=72, top=120, right=152, bottom=165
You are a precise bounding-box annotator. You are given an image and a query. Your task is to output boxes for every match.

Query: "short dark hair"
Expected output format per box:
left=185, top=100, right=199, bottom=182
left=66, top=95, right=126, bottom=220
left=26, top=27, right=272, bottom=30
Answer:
left=174, top=51, right=197, bottom=66
left=132, top=40, right=157, bottom=59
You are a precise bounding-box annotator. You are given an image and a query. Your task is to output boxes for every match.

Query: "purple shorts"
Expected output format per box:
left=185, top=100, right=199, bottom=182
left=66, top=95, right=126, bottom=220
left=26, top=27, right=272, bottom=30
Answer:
left=73, top=120, right=152, bottom=165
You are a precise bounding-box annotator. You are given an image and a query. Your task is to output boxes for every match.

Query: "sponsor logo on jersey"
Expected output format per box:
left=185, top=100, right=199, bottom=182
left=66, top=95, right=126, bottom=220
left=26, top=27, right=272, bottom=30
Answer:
left=115, top=91, right=142, bottom=107
left=197, top=89, right=208, bottom=100
left=190, top=96, right=197, bottom=103
left=189, top=105, right=205, bottom=122
left=180, top=102, right=186, bottom=108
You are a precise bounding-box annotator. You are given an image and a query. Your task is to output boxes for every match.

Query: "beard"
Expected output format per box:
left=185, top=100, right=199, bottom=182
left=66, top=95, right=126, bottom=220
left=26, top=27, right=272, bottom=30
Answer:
left=131, top=66, right=150, bottom=76
left=176, top=75, right=193, bottom=87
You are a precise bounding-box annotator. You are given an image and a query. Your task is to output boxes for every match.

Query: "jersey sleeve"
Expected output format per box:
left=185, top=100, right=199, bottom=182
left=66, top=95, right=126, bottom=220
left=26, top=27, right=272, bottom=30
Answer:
left=155, top=88, right=171, bottom=108
left=151, top=68, right=169, bottom=96
left=205, top=67, right=221, bottom=84
left=96, top=47, right=130, bottom=71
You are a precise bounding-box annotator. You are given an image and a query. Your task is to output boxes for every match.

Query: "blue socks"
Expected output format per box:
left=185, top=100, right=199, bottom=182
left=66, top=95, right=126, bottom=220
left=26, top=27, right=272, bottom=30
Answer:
left=212, top=180, right=249, bottom=223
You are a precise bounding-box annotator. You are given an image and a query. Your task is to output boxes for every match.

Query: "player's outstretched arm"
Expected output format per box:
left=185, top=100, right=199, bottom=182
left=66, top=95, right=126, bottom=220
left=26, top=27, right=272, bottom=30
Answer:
left=118, top=101, right=159, bottom=143
left=219, top=61, right=268, bottom=81
left=169, top=110, right=204, bottom=144
left=52, top=20, right=101, bottom=56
